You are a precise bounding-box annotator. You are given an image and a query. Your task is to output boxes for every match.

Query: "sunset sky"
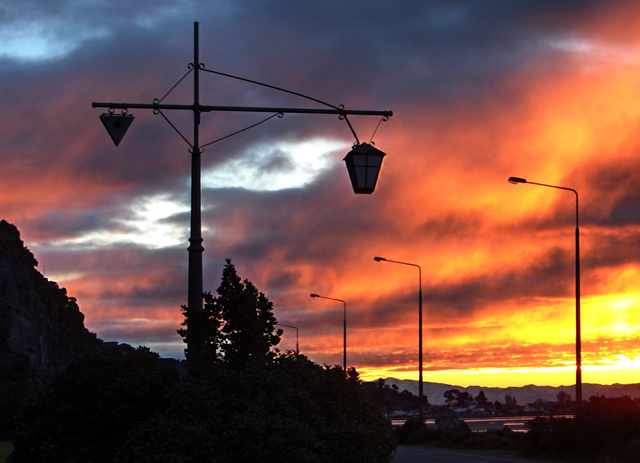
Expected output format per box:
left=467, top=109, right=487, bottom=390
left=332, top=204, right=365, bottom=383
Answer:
left=3, top=0, right=640, bottom=390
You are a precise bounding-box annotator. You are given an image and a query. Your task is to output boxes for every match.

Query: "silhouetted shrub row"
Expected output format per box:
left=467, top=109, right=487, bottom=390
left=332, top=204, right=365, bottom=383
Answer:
left=521, top=396, right=640, bottom=462
left=9, top=346, right=396, bottom=463
left=396, top=395, right=640, bottom=463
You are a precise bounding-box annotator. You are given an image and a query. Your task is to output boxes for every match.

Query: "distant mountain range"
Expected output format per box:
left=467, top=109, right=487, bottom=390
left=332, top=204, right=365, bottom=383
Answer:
left=376, top=378, right=640, bottom=405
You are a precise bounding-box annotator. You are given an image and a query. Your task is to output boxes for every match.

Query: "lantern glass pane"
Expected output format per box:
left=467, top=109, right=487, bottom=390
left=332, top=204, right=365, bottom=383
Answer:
left=356, top=166, right=367, bottom=188
left=353, top=153, right=367, bottom=166
left=367, top=167, right=379, bottom=188
left=368, top=154, right=383, bottom=167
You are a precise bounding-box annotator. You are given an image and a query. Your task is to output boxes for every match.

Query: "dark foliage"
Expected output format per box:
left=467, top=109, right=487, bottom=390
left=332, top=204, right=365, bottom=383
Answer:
left=178, top=259, right=282, bottom=371
left=177, top=293, right=222, bottom=367
left=0, top=382, right=38, bottom=440
left=115, top=354, right=396, bottom=463
left=394, top=417, right=428, bottom=444
left=8, top=345, right=180, bottom=463
left=395, top=419, right=519, bottom=450
left=521, top=396, right=640, bottom=462
left=361, top=378, right=428, bottom=413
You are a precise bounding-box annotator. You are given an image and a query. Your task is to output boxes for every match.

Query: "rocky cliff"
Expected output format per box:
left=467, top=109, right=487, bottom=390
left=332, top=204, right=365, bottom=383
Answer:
left=0, top=220, right=101, bottom=385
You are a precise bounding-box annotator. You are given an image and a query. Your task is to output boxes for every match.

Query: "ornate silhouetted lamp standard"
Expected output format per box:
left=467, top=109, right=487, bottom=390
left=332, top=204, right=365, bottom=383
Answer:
left=310, top=294, right=347, bottom=371
left=374, top=256, right=424, bottom=420
left=91, top=22, right=392, bottom=355
left=278, top=323, right=299, bottom=355
left=508, top=176, right=582, bottom=407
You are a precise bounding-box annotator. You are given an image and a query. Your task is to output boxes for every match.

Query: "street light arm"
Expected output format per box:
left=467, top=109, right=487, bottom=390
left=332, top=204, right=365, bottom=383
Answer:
left=374, top=257, right=422, bottom=292
left=310, top=294, right=346, bottom=306
left=508, top=177, right=578, bottom=227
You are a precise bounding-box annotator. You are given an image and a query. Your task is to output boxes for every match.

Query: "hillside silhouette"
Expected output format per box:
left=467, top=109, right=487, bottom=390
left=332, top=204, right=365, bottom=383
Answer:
left=0, top=219, right=102, bottom=436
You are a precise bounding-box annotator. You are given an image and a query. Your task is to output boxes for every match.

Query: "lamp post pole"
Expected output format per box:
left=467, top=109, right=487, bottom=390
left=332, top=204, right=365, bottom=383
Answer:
left=310, top=294, right=347, bottom=371
left=374, top=257, right=424, bottom=421
left=190, top=22, right=203, bottom=316
left=92, top=22, right=392, bottom=355
left=508, top=177, right=581, bottom=407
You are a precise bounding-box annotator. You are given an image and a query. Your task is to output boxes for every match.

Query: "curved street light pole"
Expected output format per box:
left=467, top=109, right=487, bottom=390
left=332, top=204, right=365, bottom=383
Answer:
left=508, top=177, right=581, bottom=407
left=278, top=323, right=299, bottom=354
left=374, top=256, right=424, bottom=421
left=310, top=294, right=347, bottom=371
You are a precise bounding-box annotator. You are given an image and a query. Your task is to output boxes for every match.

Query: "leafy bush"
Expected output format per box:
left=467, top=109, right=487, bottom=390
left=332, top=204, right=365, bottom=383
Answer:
left=520, top=396, right=640, bottom=462
left=9, top=350, right=395, bottom=463
left=9, top=346, right=180, bottom=463
left=395, top=416, right=427, bottom=444
left=116, top=354, right=396, bottom=463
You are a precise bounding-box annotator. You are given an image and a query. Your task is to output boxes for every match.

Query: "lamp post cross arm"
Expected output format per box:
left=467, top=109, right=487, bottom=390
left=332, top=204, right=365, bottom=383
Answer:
left=92, top=101, right=392, bottom=118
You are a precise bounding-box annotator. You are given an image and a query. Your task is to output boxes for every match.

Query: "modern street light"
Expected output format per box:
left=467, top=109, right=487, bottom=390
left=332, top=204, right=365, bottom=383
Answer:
left=310, top=294, right=347, bottom=371
left=508, top=176, right=582, bottom=407
left=91, top=22, right=392, bottom=355
left=374, top=256, right=424, bottom=420
left=278, top=323, right=299, bottom=355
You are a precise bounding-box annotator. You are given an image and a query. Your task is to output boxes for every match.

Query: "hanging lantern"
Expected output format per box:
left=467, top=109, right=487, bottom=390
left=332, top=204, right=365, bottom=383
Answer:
left=343, top=142, right=386, bottom=194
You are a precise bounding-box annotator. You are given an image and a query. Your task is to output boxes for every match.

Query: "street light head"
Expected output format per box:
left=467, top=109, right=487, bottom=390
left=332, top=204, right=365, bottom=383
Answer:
left=508, top=177, right=527, bottom=184
left=310, top=293, right=319, bottom=298
left=344, top=142, right=386, bottom=194
left=374, top=256, right=386, bottom=262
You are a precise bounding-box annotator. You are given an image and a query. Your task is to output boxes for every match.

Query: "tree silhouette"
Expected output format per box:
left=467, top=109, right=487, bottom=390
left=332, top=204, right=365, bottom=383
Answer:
left=178, top=291, right=223, bottom=365
left=505, top=393, right=518, bottom=407
left=179, top=259, right=282, bottom=367
left=217, top=260, right=282, bottom=363
left=444, top=389, right=460, bottom=406
left=556, top=390, right=571, bottom=408
left=457, top=391, right=472, bottom=407
left=475, top=390, right=488, bottom=406
left=347, top=367, right=362, bottom=386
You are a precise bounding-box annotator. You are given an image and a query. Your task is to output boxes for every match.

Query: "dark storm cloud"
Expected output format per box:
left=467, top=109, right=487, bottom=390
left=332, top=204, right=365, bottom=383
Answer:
left=361, top=244, right=574, bottom=321
left=226, top=0, right=602, bottom=106
left=0, top=0, right=607, bottom=211
left=581, top=156, right=640, bottom=227
left=23, top=208, right=121, bottom=241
